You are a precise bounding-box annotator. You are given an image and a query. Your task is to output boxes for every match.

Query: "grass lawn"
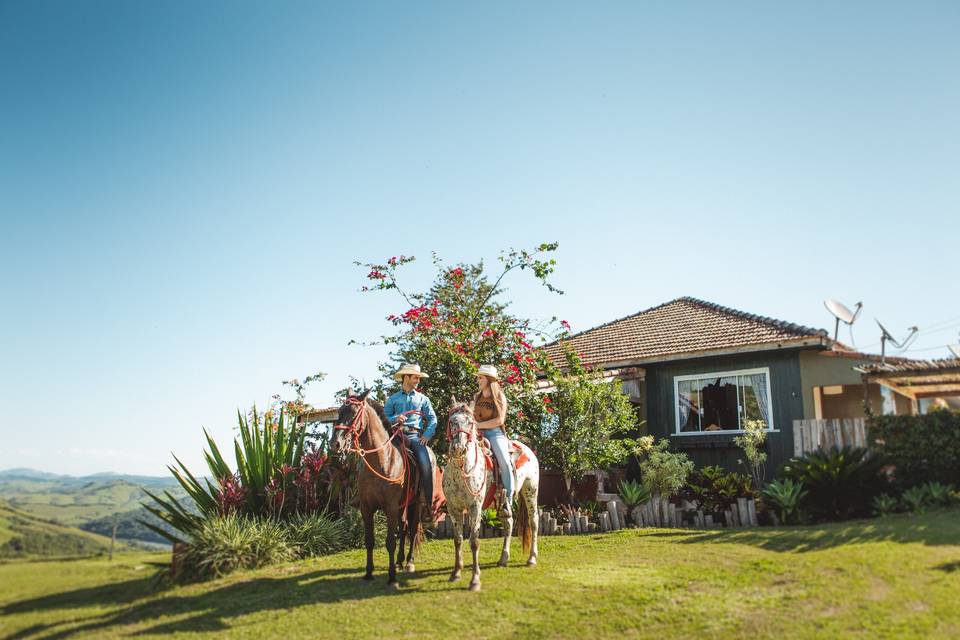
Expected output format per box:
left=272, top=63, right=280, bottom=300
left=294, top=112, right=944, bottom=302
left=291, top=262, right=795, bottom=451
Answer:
left=2, top=509, right=959, bottom=639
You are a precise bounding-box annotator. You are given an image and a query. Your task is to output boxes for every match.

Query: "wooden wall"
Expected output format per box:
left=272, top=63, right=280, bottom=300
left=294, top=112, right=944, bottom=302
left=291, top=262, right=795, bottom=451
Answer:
left=644, top=349, right=807, bottom=479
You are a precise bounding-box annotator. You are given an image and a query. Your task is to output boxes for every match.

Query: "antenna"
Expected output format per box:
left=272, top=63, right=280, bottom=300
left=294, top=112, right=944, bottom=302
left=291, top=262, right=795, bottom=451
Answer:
left=824, top=299, right=862, bottom=342
left=875, top=319, right=918, bottom=364
left=949, top=344, right=960, bottom=358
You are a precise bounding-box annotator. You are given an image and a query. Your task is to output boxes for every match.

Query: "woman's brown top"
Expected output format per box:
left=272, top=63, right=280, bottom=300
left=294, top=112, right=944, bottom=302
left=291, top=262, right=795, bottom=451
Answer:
left=474, top=391, right=507, bottom=428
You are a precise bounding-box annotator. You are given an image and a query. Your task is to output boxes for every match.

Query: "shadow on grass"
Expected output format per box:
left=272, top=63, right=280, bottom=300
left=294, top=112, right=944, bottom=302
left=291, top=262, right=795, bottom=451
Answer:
left=640, top=509, right=960, bottom=553
left=4, top=563, right=447, bottom=639
left=933, top=560, right=960, bottom=573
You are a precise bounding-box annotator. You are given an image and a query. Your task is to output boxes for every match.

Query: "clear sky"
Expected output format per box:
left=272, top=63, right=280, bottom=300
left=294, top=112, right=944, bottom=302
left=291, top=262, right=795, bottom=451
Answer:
left=1, top=1, right=958, bottom=476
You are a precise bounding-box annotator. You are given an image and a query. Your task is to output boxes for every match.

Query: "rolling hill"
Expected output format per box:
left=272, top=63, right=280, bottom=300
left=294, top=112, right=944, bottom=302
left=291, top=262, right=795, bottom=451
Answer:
left=0, top=469, right=188, bottom=547
left=0, top=500, right=117, bottom=559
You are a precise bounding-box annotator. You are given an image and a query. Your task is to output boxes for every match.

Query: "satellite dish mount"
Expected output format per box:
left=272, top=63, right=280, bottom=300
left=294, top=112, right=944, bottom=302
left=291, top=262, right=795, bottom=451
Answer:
left=823, top=299, right=862, bottom=343
left=875, top=319, right=918, bottom=365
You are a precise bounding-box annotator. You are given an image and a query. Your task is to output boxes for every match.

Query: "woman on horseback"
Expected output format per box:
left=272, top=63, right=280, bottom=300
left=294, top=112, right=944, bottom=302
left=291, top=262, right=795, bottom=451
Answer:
left=474, top=364, right=515, bottom=519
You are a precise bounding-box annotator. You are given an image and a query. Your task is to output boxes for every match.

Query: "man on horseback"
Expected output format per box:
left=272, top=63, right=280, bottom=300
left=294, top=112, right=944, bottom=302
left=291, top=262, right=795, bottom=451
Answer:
left=385, top=363, right=438, bottom=523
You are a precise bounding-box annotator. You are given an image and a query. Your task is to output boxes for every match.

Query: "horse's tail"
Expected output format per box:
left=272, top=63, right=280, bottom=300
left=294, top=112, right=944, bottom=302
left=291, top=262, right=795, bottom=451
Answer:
left=516, top=494, right=532, bottom=554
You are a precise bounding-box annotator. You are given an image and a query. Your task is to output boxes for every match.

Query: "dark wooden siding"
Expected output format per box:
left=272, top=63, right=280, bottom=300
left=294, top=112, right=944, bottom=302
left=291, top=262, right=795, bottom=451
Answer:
left=644, top=350, right=806, bottom=479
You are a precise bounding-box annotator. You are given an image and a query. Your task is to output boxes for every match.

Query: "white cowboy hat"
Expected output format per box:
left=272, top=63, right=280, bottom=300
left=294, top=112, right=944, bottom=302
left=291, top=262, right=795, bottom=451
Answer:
left=476, top=364, right=500, bottom=380
left=394, top=363, right=429, bottom=381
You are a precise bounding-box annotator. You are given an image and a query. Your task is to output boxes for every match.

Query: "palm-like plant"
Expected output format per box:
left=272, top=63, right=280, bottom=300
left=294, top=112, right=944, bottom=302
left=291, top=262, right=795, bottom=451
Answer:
left=761, top=478, right=807, bottom=524
left=140, top=408, right=307, bottom=544
left=618, top=479, right=651, bottom=510
left=781, top=447, right=888, bottom=521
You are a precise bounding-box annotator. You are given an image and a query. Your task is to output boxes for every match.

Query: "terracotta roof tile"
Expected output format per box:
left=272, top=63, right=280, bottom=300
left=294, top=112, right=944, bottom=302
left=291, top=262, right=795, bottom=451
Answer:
left=544, top=297, right=827, bottom=366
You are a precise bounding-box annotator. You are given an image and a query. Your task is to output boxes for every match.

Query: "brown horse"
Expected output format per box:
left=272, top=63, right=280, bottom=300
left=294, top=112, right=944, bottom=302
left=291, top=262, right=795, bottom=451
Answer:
left=333, top=391, right=423, bottom=589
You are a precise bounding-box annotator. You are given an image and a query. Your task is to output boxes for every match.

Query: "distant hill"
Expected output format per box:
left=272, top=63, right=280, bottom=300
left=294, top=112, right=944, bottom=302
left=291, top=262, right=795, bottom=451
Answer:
left=0, top=469, right=188, bottom=546
left=0, top=500, right=118, bottom=559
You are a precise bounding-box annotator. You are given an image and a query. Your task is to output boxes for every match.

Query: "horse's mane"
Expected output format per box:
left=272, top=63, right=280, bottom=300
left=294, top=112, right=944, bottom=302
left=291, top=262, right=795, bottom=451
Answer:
left=364, top=397, right=393, bottom=432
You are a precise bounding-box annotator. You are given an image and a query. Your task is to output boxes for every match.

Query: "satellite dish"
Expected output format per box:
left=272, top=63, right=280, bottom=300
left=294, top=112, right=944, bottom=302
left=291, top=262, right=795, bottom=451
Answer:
left=875, top=318, right=918, bottom=364
left=824, top=299, right=862, bottom=342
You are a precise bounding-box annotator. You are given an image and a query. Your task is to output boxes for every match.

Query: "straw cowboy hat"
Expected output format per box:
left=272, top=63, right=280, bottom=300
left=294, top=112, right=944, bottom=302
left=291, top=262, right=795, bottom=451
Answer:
left=393, top=363, right=429, bottom=381
left=476, top=364, right=500, bottom=380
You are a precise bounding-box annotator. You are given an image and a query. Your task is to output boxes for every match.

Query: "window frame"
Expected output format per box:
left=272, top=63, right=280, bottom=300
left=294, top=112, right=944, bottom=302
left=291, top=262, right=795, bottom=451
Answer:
left=672, top=366, right=777, bottom=436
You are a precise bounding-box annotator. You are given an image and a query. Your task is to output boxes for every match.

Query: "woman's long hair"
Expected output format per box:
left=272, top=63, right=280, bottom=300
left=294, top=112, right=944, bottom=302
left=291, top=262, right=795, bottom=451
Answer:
left=476, top=376, right=507, bottom=422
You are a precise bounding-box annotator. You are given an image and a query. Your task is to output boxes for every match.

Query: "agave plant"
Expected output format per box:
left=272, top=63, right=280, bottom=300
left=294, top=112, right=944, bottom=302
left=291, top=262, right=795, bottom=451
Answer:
left=901, top=486, right=928, bottom=513
left=761, top=478, right=807, bottom=524
left=920, top=482, right=955, bottom=507
left=618, top=479, right=651, bottom=510
left=872, top=493, right=899, bottom=517
left=140, top=408, right=307, bottom=544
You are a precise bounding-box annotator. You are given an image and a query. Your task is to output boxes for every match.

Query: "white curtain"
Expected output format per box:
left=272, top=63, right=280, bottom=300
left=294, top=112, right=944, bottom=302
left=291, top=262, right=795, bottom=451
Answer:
left=678, top=382, right=694, bottom=431
left=749, top=374, right=771, bottom=428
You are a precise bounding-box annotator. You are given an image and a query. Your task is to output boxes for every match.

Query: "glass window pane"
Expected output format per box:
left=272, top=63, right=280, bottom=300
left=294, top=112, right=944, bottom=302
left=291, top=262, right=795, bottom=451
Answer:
left=700, top=375, right=740, bottom=431
left=677, top=379, right=700, bottom=432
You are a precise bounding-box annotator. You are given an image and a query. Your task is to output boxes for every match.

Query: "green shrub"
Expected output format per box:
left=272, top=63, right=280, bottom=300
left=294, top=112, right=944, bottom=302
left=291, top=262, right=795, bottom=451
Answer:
left=618, top=479, right=651, bottom=510
left=901, top=486, right=928, bottom=514
left=869, top=409, right=960, bottom=489
left=872, top=494, right=899, bottom=517
left=481, top=507, right=502, bottom=529
left=285, top=512, right=352, bottom=557
left=179, top=514, right=295, bottom=581
left=920, top=482, right=955, bottom=507
left=639, top=439, right=694, bottom=498
left=683, top=466, right=753, bottom=515
left=761, top=478, right=807, bottom=524
left=781, top=447, right=888, bottom=521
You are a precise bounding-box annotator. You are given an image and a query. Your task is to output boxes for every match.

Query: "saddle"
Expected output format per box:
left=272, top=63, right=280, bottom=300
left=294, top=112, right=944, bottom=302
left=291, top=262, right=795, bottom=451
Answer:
left=392, top=436, right=446, bottom=521
left=481, top=439, right=531, bottom=510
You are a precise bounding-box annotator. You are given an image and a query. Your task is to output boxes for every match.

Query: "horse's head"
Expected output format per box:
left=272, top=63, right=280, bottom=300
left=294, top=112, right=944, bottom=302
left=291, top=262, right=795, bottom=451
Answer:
left=332, top=389, right=371, bottom=456
left=446, top=394, right=476, bottom=457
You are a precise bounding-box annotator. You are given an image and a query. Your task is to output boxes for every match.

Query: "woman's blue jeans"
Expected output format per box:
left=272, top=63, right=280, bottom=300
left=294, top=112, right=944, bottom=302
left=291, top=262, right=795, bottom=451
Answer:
left=482, top=427, right=515, bottom=502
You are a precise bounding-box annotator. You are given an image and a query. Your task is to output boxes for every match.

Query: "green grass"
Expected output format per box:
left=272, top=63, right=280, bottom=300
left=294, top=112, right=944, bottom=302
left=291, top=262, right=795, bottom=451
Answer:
left=2, top=510, right=959, bottom=639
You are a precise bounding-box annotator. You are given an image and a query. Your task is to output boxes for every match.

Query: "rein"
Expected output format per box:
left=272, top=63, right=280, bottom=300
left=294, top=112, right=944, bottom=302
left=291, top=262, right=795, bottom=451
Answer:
left=447, top=405, right=485, bottom=498
left=335, top=397, right=409, bottom=485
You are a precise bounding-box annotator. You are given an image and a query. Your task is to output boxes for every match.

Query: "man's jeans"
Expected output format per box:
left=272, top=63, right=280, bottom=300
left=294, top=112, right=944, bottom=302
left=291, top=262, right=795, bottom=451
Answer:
left=402, top=431, right=433, bottom=509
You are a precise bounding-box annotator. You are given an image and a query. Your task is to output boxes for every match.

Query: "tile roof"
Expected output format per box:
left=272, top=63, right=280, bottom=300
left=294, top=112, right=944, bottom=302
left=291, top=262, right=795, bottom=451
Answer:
left=544, top=297, right=828, bottom=366
left=856, top=358, right=960, bottom=376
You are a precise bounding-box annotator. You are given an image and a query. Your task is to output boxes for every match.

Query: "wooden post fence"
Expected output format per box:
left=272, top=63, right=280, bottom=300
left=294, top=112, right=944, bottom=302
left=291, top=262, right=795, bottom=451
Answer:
left=792, top=418, right=867, bottom=456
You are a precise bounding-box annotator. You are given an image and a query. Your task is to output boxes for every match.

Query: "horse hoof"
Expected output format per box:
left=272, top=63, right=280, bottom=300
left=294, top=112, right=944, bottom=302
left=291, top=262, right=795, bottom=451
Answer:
left=449, top=572, right=461, bottom=582
left=405, top=563, right=416, bottom=573
left=526, top=557, right=537, bottom=567
left=362, top=574, right=374, bottom=581
left=386, top=581, right=400, bottom=591
left=468, top=581, right=481, bottom=592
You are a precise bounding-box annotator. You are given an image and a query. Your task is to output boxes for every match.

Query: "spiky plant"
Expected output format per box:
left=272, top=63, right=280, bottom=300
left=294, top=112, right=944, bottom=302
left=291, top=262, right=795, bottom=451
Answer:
left=872, top=494, right=899, bottom=517
left=618, top=479, right=651, bottom=510
left=139, top=408, right=307, bottom=544
left=761, top=478, right=807, bottom=524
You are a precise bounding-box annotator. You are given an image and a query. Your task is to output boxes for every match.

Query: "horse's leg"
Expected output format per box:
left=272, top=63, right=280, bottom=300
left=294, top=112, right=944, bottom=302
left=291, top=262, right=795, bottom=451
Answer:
left=385, top=510, right=399, bottom=590
left=498, top=490, right=513, bottom=568
left=449, top=505, right=463, bottom=582
left=362, top=505, right=375, bottom=581
left=404, top=501, right=418, bottom=573
left=395, top=506, right=406, bottom=572
left=525, top=479, right=539, bottom=567
left=468, top=500, right=482, bottom=591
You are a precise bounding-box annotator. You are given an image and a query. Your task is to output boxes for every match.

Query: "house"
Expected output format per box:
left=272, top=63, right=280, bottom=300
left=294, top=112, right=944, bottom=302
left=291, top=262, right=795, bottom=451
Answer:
left=544, top=297, right=931, bottom=478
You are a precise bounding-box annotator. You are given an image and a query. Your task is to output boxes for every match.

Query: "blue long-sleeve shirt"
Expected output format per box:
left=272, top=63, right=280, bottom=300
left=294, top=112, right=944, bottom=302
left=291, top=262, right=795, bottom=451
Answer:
left=384, top=389, right=438, bottom=441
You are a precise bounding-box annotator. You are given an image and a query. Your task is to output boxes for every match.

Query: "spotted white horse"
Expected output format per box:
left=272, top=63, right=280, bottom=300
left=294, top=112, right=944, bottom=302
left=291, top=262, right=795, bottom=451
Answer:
left=442, top=398, right=539, bottom=591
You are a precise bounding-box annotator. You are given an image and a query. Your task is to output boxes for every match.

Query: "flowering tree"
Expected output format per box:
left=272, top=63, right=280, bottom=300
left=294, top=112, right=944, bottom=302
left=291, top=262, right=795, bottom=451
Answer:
left=353, top=244, right=563, bottom=453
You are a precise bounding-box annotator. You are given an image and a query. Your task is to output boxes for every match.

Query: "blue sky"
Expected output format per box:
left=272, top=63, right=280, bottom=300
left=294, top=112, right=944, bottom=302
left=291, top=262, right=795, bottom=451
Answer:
left=1, top=1, right=958, bottom=475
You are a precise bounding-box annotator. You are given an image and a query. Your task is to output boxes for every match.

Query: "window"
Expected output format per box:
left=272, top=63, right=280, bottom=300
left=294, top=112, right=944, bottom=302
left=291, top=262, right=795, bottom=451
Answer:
left=674, top=368, right=773, bottom=434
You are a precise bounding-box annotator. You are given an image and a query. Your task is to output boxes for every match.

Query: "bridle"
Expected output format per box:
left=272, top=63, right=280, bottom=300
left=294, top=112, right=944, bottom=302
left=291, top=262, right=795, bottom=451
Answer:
left=334, top=397, right=407, bottom=485
left=447, top=404, right=485, bottom=498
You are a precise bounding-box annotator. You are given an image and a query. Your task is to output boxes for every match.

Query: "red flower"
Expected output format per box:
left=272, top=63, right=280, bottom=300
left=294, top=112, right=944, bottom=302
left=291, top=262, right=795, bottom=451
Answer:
left=482, top=329, right=496, bottom=338
left=543, top=396, right=552, bottom=404
left=560, top=319, right=571, bottom=330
